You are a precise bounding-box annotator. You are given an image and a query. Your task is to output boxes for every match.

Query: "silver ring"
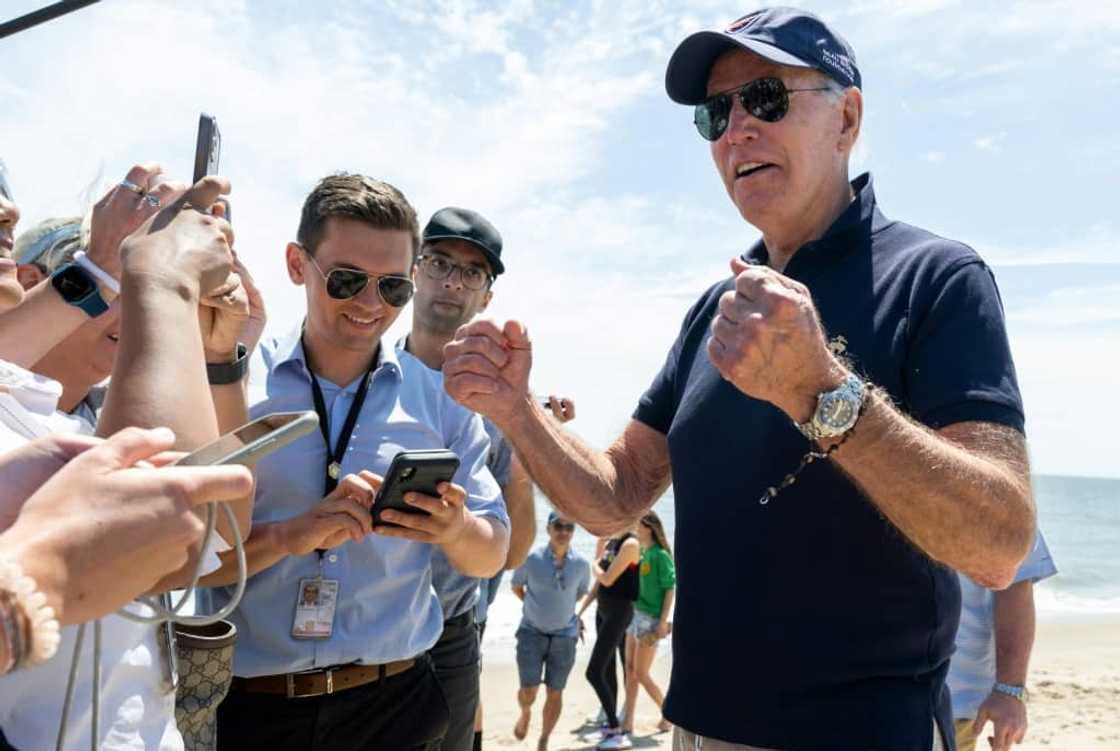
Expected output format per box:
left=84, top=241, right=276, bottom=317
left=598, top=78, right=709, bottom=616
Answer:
left=119, top=179, right=146, bottom=195
left=144, top=193, right=161, bottom=208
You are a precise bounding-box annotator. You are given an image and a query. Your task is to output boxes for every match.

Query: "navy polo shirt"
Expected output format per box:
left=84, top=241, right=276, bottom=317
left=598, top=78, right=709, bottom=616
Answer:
left=634, top=174, right=1023, bottom=751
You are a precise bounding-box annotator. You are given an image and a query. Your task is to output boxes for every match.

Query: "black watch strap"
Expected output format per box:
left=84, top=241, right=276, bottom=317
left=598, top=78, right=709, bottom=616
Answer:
left=207, top=343, right=248, bottom=385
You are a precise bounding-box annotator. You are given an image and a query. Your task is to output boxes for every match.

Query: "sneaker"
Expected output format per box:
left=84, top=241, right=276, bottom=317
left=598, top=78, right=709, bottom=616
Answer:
left=597, top=732, right=633, bottom=750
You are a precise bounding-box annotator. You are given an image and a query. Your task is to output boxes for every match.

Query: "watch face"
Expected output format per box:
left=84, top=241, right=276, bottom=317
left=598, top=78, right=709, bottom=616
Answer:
left=819, top=392, right=856, bottom=429
left=52, top=265, right=96, bottom=302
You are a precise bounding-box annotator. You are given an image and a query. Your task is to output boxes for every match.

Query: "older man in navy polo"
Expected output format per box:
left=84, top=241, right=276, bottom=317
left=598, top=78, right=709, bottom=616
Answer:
left=443, top=7, right=1036, bottom=751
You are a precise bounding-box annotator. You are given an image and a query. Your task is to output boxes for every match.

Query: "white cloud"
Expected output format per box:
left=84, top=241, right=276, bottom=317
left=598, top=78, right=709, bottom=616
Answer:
left=973, top=132, right=1008, bottom=154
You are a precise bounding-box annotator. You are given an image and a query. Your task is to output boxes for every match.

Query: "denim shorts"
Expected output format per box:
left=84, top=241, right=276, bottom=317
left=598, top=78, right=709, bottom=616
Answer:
left=627, top=610, right=660, bottom=640
left=515, top=625, right=577, bottom=691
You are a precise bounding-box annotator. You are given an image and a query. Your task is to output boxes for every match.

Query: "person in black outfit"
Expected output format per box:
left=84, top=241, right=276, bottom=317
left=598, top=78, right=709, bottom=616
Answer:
left=578, top=530, right=641, bottom=747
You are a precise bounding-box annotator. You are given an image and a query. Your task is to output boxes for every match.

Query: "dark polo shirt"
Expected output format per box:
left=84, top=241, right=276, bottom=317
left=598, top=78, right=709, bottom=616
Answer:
left=634, top=174, right=1023, bottom=751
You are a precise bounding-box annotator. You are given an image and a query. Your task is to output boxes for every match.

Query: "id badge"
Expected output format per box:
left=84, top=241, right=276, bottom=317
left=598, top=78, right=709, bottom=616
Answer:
left=292, top=578, right=339, bottom=639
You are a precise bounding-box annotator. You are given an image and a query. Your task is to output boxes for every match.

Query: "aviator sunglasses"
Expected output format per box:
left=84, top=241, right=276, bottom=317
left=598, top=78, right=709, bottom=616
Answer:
left=694, top=76, right=834, bottom=142
left=298, top=244, right=415, bottom=307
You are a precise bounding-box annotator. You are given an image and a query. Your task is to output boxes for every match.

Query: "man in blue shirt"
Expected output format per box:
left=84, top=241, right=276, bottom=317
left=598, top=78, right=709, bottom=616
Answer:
left=398, top=206, right=539, bottom=751
left=202, top=174, right=510, bottom=751
left=510, top=512, right=591, bottom=751
left=443, top=8, right=1036, bottom=751
left=949, top=533, right=1057, bottom=751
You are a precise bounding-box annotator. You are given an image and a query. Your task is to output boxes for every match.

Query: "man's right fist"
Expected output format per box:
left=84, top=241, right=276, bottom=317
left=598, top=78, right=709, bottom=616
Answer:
left=442, top=318, right=534, bottom=426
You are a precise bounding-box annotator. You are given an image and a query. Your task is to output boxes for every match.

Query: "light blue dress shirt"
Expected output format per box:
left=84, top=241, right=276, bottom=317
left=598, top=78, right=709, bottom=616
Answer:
left=511, top=544, right=590, bottom=637
left=208, top=325, right=507, bottom=677
left=947, top=531, right=1058, bottom=719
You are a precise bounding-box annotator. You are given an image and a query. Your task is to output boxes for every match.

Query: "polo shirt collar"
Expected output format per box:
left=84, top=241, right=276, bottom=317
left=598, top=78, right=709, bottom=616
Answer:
left=273, top=322, right=403, bottom=385
left=743, top=172, right=884, bottom=265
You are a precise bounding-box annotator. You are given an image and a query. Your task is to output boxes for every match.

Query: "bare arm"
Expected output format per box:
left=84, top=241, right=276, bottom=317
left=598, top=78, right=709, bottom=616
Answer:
left=0, top=282, right=100, bottom=367
left=511, top=584, right=526, bottom=602
left=503, top=408, right=671, bottom=536
left=992, top=580, right=1036, bottom=686
left=594, top=537, right=640, bottom=587
left=502, top=454, right=537, bottom=570
left=578, top=581, right=600, bottom=617
left=828, top=398, right=1034, bottom=588
left=440, top=515, right=509, bottom=578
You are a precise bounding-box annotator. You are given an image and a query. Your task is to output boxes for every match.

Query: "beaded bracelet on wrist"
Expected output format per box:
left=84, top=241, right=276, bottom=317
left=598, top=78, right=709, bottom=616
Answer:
left=0, top=558, right=61, bottom=668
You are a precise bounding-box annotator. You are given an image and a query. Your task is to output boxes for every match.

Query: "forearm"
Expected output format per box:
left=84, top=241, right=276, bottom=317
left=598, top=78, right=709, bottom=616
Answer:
left=828, top=391, right=1034, bottom=588
left=501, top=401, right=664, bottom=535
left=441, top=515, right=509, bottom=578
left=98, top=278, right=218, bottom=446
left=659, top=589, right=675, bottom=624
left=0, top=282, right=91, bottom=367
left=197, top=520, right=292, bottom=588
left=578, top=583, right=599, bottom=616
left=992, top=580, right=1036, bottom=685
left=503, top=456, right=537, bottom=570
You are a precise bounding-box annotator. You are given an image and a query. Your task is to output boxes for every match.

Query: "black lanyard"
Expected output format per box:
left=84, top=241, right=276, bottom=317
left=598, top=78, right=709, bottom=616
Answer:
left=308, top=361, right=375, bottom=497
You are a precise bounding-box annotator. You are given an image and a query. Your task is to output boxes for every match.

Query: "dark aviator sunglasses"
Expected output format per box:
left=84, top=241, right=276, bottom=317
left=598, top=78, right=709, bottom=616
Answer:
left=298, top=244, right=415, bottom=307
left=694, top=76, right=834, bottom=142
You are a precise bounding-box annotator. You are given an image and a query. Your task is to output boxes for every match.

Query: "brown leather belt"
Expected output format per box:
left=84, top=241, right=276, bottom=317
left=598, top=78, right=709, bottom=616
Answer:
left=231, top=659, right=415, bottom=699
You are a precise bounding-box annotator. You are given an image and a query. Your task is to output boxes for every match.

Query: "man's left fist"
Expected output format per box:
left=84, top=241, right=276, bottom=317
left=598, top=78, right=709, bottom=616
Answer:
left=706, top=257, right=846, bottom=423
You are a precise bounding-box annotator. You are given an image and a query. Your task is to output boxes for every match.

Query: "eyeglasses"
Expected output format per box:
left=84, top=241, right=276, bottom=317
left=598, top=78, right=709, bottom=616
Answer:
left=694, top=77, right=834, bottom=142
left=299, top=245, right=415, bottom=307
left=417, top=254, right=492, bottom=291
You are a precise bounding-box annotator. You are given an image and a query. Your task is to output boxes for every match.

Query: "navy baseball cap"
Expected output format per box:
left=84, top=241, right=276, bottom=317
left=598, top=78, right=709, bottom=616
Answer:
left=422, top=207, right=504, bottom=276
left=665, top=7, right=861, bottom=105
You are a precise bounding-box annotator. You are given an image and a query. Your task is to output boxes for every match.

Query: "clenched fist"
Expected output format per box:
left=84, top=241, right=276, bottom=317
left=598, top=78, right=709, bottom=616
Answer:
left=707, top=258, right=847, bottom=422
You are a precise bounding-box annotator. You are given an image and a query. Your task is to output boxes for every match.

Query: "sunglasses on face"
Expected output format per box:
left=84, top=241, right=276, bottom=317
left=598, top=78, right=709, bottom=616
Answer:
left=551, top=522, right=575, bottom=533
left=694, top=76, right=834, bottom=142
left=299, top=245, right=415, bottom=307
left=418, top=254, right=492, bottom=291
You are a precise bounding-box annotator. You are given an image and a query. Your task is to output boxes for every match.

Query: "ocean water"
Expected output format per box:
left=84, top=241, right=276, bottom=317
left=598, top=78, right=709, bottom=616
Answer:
left=483, top=473, right=1120, bottom=650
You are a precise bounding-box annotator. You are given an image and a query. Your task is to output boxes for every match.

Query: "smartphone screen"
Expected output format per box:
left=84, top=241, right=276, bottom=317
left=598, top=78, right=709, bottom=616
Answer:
left=176, top=412, right=314, bottom=467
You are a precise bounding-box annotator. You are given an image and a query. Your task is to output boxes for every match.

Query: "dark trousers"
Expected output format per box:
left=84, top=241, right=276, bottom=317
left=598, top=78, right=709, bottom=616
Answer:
left=216, top=655, right=449, bottom=751
left=428, top=612, right=481, bottom=751
left=585, top=597, right=633, bottom=728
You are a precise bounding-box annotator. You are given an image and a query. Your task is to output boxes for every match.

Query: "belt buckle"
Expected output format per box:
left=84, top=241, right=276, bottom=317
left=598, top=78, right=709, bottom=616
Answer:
left=286, top=668, right=334, bottom=699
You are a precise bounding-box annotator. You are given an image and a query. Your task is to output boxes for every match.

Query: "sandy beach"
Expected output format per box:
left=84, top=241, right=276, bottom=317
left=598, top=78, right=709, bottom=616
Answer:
left=477, top=610, right=1120, bottom=751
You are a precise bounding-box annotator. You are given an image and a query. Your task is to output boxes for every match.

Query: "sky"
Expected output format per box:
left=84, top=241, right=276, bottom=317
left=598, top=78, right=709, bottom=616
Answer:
left=2, top=0, right=1118, bottom=478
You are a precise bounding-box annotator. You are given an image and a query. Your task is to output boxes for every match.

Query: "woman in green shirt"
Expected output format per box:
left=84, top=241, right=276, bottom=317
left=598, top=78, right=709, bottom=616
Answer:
left=616, top=512, right=675, bottom=744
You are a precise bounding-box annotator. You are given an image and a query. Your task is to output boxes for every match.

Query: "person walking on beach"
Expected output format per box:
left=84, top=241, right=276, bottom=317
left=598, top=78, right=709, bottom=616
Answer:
left=948, top=533, right=1057, bottom=751
left=511, top=512, right=591, bottom=751
left=443, top=7, right=1037, bottom=749
left=612, top=512, right=675, bottom=748
left=578, top=526, right=641, bottom=747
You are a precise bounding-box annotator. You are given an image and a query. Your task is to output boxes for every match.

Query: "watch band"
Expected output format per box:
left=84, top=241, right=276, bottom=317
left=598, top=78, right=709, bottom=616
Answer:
left=796, top=374, right=866, bottom=441
left=992, top=682, right=1025, bottom=700
left=50, top=264, right=110, bottom=318
left=207, top=343, right=248, bottom=385
left=72, top=251, right=121, bottom=295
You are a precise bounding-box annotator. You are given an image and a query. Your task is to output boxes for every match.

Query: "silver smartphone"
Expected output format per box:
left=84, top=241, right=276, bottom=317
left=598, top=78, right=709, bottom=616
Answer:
left=175, top=411, right=318, bottom=467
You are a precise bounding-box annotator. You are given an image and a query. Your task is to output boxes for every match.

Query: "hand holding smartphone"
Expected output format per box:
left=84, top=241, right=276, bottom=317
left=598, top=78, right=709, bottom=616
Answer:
left=193, top=113, right=229, bottom=220
left=370, top=449, right=460, bottom=527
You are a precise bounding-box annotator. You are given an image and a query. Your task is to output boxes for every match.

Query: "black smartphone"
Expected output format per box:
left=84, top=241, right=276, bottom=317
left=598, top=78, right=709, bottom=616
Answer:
left=193, top=113, right=221, bottom=184
left=371, top=449, right=460, bottom=526
left=175, top=411, right=318, bottom=467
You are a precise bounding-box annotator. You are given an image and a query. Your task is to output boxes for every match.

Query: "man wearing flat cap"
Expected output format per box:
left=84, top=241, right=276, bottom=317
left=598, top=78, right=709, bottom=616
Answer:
left=443, top=7, right=1035, bottom=751
left=400, top=207, right=544, bottom=751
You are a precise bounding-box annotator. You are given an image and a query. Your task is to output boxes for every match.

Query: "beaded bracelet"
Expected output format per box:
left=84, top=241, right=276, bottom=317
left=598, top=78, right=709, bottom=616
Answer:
left=0, top=557, right=61, bottom=667
left=0, top=589, right=26, bottom=674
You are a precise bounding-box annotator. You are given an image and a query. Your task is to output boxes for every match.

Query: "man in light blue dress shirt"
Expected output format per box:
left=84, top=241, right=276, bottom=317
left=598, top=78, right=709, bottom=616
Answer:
left=202, top=174, right=509, bottom=751
left=948, top=532, right=1057, bottom=751
left=511, top=512, right=591, bottom=751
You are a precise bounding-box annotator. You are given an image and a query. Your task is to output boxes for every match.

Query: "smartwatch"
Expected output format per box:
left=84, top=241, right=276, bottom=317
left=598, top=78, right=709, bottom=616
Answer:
left=50, top=264, right=109, bottom=318
left=207, top=343, right=249, bottom=385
